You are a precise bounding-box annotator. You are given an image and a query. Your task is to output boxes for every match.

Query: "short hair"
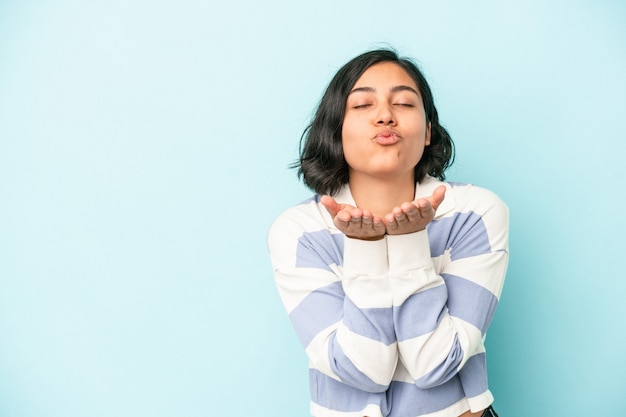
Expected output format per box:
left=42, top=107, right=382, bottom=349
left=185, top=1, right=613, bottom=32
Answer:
left=294, top=48, right=455, bottom=196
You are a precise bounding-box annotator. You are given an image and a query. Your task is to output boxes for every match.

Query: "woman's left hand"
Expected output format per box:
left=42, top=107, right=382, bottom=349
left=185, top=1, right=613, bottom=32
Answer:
left=385, top=185, right=446, bottom=235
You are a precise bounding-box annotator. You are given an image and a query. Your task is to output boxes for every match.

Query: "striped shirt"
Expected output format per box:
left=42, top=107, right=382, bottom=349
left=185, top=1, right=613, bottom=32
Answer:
left=267, top=176, right=509, bottom=417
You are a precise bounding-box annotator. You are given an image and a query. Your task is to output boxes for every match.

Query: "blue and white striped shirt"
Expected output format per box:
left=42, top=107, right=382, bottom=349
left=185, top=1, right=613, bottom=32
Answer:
left=268, top=176, right=509, bottom=417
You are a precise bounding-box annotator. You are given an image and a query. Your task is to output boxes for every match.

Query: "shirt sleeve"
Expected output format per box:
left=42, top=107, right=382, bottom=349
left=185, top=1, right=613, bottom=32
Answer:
left=267, top=205, right=399, bottom=392
left=387, top=187, right=509, bottom=389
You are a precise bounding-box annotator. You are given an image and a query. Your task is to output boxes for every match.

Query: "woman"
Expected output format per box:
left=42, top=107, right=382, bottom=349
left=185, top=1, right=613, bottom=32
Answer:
left=267, top=49, right=508, bottom=417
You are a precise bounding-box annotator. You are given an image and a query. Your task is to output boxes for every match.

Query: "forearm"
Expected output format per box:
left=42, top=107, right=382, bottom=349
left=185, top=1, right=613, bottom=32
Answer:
left=387, top=230, right=508, bottom=389
left=270, top=222, right=399, bottom=392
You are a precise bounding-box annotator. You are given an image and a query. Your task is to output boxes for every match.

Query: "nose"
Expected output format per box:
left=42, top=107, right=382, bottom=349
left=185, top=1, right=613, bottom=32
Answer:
left=375, top=104, right=395, bottom=125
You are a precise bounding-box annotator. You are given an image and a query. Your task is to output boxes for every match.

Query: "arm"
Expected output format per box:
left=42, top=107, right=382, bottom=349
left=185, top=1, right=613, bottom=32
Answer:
left=388, top=187, right=509, bottom=389
left=267, top=200, right=399, bottom=392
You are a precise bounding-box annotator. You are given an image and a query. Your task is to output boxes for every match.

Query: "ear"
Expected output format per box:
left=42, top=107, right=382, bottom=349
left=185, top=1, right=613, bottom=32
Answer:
left=425, top=122, right=431, bottom=146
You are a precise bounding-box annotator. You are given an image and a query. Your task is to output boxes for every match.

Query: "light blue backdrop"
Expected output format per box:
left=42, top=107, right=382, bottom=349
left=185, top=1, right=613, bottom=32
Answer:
left=1, top=1, right=625, bottom=416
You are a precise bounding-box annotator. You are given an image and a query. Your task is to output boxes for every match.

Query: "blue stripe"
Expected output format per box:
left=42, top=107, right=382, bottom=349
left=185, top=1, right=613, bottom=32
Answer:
left=442, top=273, right=498, bottom=335
left=414, top=334, right=464, bottom=389
left=388, top=378, right=465, bottom=416
left=298, top=194, right=321, bottom=205
left=328, top=333, right=389, bottom=392
left=394, top=284, right=448, bottom=341
left=428, top=211, right=491, bottom=260
left=343, top=297, right=396, bottom=346
left=308, top=369, right=466, bottom=416
left=309, top=368, right=389, bottom=413
left=289, top=281, right=344, bottom=347
left=458, top=353, right=488, bottom=398
left=296, top=230, right=344, bottom=272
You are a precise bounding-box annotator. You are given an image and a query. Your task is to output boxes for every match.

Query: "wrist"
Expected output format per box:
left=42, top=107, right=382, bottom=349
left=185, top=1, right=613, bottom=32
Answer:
left=386, top=226, right=426, bottom=236
left=346, top=234, right=385, bottom=241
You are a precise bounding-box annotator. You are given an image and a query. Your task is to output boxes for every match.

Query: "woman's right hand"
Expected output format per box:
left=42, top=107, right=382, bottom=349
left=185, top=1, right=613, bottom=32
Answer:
left=320, top=195, right=386, bottom=241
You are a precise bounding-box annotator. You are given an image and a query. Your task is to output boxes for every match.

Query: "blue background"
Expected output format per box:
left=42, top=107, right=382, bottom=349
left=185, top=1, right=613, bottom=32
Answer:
left=1, top=1, right=625, bottom=416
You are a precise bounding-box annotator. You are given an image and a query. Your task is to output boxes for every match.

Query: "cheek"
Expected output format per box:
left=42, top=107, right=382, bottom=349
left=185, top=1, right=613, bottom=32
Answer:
left=408, top=139, right=427, bottom=166
left=341, top=116, right=358, bottom=139
left=340, top=119, right=361, bottom=155
left=341, top=137, right=358, bottom=167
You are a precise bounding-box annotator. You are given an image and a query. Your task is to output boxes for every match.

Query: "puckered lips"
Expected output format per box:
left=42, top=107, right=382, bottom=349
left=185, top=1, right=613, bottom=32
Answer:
left=373, top=128, right=401, bottom=145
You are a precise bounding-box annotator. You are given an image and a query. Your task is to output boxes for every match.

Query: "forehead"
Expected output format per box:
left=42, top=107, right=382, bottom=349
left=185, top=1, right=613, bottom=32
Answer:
left=352, top=61, right=417, bottom=90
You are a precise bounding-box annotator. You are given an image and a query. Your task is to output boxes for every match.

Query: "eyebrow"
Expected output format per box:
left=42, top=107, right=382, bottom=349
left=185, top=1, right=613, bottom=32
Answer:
left=348, top=85, right=420, bottom=96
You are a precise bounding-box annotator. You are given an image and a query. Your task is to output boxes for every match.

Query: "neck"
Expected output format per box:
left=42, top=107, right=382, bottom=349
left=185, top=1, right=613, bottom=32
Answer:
left=348, top=172, right=416, bottom=217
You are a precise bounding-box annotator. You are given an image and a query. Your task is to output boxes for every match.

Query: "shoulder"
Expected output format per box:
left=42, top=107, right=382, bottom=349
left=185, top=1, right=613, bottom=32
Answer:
left=417, top=176, right=507, bottom=221
left=443, top=182, right=510, bottom=249
left=446, top=181, right=508, bottom=216
left=418, top=179, right=510, bottom=258
left=267, top=195, right=334, bottom=249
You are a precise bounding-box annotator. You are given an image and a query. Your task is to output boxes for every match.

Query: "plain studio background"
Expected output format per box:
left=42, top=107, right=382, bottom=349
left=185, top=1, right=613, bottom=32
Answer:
left=1, top=1, right=625, bottom=416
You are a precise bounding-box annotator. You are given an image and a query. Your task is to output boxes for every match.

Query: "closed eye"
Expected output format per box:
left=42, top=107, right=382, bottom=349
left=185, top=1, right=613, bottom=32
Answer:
left=353, top=104, right=372, bottom=109
left=394, top=103, right=415, bottom=107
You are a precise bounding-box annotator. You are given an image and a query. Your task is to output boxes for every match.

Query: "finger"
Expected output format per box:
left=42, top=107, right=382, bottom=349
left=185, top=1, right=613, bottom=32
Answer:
left=341, top=208, right=362, bottom=231
left=361, top=211, right=382, bottom=234
left=385, top=213, right=398, bottom=230
left=372, top=216, right=386, bottom=234
left=349, top=216, right=363, bottom=228
left=415, top=198, right=435, bottom=218
left=361, top=210, right=373, bottom=226
left=346, top=207, right=363, bottom=222
left=429, top=185, right=446, bottom=211
left=393, top=206, right=409, bottom=223
left=336, top=209, right=353, bottom=223
left=400, top=202, right=421, bottom=220
left=371, top=215, right=384, bottom=228
left=320, top=195, right=340, bottom=217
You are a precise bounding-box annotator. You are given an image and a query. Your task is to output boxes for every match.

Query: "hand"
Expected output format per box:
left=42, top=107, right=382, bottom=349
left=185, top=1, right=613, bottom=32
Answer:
left=384, top=185, right=446, bottom=235
left=320, top=195, right=386, bottom=241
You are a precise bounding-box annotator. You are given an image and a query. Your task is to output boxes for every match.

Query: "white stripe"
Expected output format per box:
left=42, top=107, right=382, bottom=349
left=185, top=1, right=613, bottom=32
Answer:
left=443, top=251, right=508, bottom=298
left=335, top=323, right=398, bottom=385
left=304, top=322, right=398, bottom=386
left=273, top=267, right=340, bottom=313
left=397, top=318, right=481, bottom=380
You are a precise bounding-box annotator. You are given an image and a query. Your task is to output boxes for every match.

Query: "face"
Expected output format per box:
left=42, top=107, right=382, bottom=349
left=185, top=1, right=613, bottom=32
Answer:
left=341, top=61, right=431, bottom=183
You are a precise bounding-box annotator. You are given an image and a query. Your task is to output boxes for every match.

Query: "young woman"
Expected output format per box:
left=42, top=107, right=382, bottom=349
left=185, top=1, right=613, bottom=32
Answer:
left=268, top=49, right=508, bottom=417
